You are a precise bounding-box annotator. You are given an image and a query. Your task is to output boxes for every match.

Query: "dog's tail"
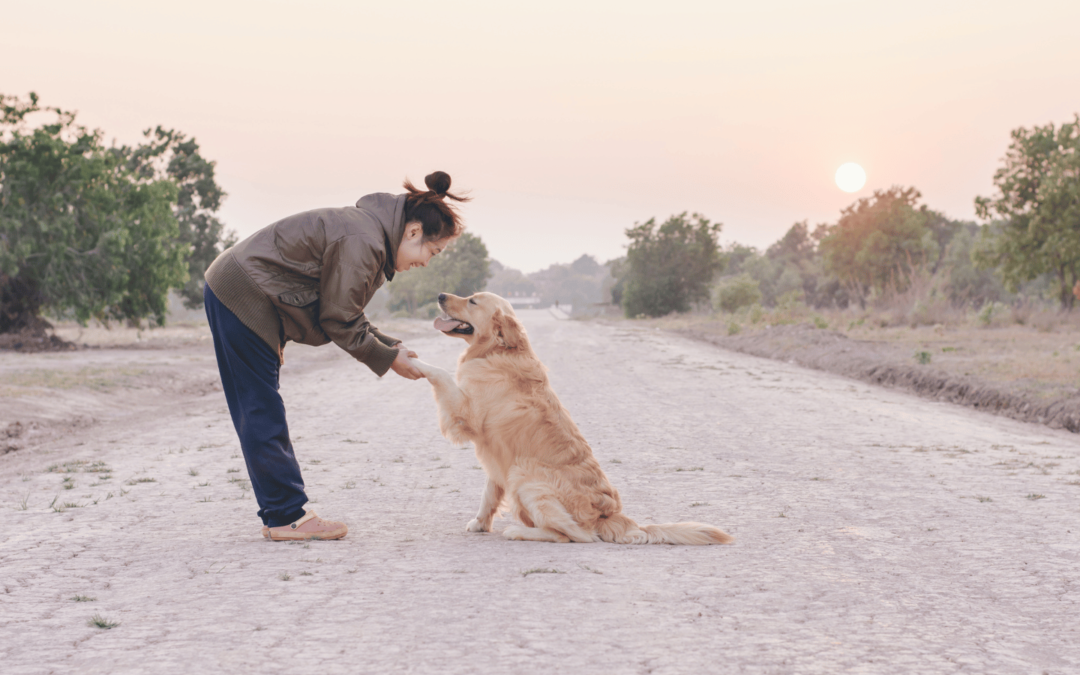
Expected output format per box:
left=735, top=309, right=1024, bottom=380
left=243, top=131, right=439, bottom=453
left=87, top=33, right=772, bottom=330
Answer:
left=600, top=513, right=732, bottom=545
left=634, top=521, right=733, bottom=545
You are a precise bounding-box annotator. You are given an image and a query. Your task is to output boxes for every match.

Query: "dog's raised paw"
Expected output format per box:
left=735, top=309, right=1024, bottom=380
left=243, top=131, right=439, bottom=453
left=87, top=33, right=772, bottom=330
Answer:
left=465, top=518, right=488, bottom=533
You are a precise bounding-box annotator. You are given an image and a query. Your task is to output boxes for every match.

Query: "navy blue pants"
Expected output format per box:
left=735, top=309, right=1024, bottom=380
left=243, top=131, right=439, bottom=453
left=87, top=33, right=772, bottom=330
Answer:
left=204, top=284, right=308, bottom=527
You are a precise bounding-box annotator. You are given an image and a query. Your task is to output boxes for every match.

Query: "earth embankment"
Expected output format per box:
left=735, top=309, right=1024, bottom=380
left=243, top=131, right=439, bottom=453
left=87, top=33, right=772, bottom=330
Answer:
left=675, top=322, right=1080, bottom=433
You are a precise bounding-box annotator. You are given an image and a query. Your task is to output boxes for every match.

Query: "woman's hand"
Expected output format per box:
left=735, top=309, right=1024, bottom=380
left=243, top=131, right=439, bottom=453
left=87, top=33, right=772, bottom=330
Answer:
left=389, top=344, right=423, bottom=380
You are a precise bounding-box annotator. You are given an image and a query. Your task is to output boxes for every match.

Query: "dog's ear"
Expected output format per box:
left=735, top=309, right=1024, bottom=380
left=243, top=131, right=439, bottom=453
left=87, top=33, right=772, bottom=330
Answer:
left=492, top=309, right=525, bottom=350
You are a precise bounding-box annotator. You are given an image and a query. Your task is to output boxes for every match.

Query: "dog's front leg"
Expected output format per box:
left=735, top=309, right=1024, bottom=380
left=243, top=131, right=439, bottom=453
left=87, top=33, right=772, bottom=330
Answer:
left=466, top=478, right=504, bottom=533
left=411, top=359, right=473, bottom=445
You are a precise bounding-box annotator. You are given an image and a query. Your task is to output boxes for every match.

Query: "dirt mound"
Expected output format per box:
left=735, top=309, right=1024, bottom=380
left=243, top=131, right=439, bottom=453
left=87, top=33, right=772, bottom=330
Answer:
left=678, top=322, right=1080, bottom=433
left=0, top=325, right=77, bottom=353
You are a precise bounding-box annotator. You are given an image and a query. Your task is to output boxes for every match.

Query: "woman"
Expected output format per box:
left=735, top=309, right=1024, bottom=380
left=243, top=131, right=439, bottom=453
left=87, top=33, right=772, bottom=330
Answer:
left=202, top=171, right=467, bottom=541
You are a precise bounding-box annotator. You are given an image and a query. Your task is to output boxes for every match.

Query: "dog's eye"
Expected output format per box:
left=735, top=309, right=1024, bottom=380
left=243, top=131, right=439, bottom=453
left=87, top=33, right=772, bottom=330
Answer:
left=469, top=299, right=477, bottom=305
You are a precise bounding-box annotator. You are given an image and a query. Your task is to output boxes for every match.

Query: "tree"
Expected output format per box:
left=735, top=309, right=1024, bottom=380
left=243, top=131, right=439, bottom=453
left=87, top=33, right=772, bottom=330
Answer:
left=529, top=254, right=609, bottom=310
left=620, top=212, right=724, bottom=317
left=485, top=259, right=537, bottom=298
left=817, top=187, right=941, bottom=305
left=0, top=93, right=188, bottom=334
left=604, top=256, right=626, bottom=306
left=387, top=232, right=491, bottom=315
left=123, top=127, right=235, bottom=308
left=766, top=220, right=816, bottom=264
left=941, top=223, right=1008, bottom=307
left=974, top=114, right=1080, bottom=309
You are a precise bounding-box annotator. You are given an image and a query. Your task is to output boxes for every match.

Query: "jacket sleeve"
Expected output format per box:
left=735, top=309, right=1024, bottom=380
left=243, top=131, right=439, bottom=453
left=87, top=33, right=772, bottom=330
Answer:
left=318, top=236, right=400, bottom=376
left=371, top=328, right=402, bottom=347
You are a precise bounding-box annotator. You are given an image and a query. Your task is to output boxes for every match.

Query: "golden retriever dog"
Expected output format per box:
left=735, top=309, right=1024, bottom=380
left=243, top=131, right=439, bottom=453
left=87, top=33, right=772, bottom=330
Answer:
left=410, top=292, right=733, bottom=545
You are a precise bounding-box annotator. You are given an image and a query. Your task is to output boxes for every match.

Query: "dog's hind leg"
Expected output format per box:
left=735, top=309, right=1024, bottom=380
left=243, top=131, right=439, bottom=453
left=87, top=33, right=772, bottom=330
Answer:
left=514, top=481, right=598, bottom=543
left=466, top=478, right=504, bottom=532
left=503, top=525, right=570, bottom=543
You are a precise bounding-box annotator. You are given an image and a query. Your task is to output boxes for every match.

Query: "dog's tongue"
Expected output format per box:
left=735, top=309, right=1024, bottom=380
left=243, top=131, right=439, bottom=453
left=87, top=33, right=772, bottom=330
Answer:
left=434, top=316, right=465, bottom=333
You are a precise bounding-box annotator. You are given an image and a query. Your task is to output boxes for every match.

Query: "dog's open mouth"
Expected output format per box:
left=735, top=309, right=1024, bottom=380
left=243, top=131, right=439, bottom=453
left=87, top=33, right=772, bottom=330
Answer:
left=433, top=314, right=474, bottom=335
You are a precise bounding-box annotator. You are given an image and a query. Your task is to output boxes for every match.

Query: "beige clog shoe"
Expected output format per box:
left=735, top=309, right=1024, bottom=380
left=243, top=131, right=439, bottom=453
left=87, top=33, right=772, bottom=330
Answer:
left=262, top=511, right=347, bottom=541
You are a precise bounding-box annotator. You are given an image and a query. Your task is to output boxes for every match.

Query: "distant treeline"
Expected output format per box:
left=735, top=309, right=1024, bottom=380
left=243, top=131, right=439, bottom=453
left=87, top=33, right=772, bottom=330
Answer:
left=2, top=90, right=1076, bottom=334
left=480, top=114, right=1080, bottom=320
left=486, top=113, right=1080, bottom=320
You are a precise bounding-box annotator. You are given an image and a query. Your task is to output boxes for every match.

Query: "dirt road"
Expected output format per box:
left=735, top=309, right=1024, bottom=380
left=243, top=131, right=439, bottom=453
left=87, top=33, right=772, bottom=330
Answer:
left=2, top=310, right=1078, bottom=674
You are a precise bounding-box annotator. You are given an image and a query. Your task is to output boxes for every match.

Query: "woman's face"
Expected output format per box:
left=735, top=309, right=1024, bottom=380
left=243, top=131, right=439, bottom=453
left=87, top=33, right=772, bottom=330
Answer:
left=396, top=222, right=451, bottom=272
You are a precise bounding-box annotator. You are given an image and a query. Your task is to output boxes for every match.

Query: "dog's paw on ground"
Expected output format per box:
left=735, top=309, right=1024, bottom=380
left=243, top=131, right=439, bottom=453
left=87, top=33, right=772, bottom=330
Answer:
left=465, top=518, right=488, bottom=532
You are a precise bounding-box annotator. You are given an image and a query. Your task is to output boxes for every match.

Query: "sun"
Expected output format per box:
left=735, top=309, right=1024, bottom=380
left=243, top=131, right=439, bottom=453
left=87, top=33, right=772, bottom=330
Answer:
left=835, top=162, right=867, bottom=193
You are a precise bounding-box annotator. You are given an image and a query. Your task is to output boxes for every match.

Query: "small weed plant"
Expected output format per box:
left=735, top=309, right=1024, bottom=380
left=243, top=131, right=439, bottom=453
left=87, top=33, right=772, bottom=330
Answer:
left=522, top=568, right=563, bottom=577
left=87, top=614, right=120, bottom=629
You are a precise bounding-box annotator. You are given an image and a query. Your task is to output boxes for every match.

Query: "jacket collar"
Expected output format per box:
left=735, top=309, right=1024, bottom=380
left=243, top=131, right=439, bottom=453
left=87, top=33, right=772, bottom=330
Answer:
left=355, top=193, right=407, bottom=281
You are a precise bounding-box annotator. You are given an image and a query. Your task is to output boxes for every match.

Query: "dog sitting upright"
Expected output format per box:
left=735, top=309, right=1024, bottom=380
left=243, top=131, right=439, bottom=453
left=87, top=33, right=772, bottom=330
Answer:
left=410, top=292, right=733, bottom=545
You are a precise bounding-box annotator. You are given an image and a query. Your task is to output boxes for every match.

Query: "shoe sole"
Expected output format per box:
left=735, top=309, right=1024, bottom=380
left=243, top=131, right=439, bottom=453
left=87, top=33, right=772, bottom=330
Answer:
left=265, top=527, right=348, bottom=542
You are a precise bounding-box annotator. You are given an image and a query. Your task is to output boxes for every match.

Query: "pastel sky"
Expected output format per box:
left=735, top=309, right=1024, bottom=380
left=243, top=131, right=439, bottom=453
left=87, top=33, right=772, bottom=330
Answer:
left=4, top=1, right=1079, bottom=272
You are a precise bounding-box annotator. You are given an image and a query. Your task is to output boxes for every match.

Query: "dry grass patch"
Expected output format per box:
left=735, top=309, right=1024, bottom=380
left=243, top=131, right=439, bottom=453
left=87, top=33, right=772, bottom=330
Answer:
left=0, top=367, right=146, bottom=395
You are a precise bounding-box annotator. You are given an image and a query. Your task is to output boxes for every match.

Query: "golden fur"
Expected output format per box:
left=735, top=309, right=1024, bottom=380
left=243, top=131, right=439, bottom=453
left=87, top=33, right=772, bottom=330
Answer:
left=412, top=292, right=733, bottom=545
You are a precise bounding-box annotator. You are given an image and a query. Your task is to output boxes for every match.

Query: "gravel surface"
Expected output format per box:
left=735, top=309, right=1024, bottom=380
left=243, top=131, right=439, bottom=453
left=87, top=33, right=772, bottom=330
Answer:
left=2, top=309, right=1078, bottom=674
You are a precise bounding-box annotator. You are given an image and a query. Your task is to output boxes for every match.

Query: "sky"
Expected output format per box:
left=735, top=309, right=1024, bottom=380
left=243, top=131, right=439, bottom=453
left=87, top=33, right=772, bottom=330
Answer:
left=3, top=0, right=1079, bottom=273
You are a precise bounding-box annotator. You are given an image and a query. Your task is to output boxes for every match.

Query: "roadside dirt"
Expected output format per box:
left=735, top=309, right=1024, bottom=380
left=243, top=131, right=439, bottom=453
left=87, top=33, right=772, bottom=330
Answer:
left=0, top=324, right=76, bottom=353
left=650, top=319, right=1080, bottom=434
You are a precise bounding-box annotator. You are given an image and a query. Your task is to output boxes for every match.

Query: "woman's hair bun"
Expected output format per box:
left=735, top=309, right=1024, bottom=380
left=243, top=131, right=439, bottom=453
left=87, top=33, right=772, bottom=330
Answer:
left=424, top=171, right=452, bottom=196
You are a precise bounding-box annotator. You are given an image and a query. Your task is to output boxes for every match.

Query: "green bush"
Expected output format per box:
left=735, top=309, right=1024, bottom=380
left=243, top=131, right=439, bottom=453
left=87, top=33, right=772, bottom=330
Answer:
left=977, top=301, right=1007, bottom=327
left=712, top=273, right=762, bottom=313
left=749, top=304, right=764, bottom=324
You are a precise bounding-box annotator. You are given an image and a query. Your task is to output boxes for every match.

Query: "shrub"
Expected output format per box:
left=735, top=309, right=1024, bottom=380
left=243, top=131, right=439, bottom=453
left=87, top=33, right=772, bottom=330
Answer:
left=712, top=273, right=762, bottom=313
left=977, top=301, right=1007, bottom=327
left=748, top=304, right=764, bottom=324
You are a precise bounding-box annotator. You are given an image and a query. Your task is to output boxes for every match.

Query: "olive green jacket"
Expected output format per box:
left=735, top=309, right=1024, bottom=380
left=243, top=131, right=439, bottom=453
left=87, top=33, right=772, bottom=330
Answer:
left=204, top=193, right=406, bottom=376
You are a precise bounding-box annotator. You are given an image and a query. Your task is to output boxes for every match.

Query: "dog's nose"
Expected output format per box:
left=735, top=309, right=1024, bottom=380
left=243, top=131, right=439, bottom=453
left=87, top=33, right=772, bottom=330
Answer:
left=438, top=293, right=446, bottom=303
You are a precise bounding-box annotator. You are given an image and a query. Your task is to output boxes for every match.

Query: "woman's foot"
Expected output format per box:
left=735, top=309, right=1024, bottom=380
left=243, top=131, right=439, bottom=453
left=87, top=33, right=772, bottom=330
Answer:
left=262, top=511, right=348, bottom=541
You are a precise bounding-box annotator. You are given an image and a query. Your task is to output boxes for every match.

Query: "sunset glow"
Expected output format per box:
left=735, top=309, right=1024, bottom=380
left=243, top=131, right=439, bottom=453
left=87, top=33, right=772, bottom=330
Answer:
left=3, top=1, right=1079, bottom=271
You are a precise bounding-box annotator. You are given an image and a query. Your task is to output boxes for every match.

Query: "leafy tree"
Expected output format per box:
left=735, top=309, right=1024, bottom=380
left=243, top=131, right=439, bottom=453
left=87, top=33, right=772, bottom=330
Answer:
left=604, top=256, right=626, bottom=306
left=485, top=259, right=537, bottom=298
left=569, top=253, right=602, bottom=276
left=938, top=223, right=1008, bottom=307
left=388, top=232, right=491, bottom=315
left=123, top=127, right=235, bottom=308
left=529, top=254, right=609, bottom=310
left=817, top=187, right=941, bottom=305
left=722, top=243, right=760, bottom=277
left=767, top=220, right=816, bottom=264
left=620, top=212, right=724, bottom=317
left=974, top=114, right=1080, bottom=309
left=0, top=93, right=188, bottom=334
left=764, top=222, right=818, bottom=304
